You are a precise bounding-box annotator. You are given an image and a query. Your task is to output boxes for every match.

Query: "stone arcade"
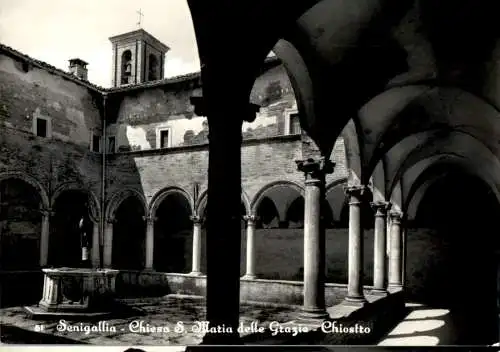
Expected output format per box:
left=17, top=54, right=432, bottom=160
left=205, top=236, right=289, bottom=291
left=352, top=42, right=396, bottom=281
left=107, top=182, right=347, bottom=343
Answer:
left=2, top=0, right=500, bottom=346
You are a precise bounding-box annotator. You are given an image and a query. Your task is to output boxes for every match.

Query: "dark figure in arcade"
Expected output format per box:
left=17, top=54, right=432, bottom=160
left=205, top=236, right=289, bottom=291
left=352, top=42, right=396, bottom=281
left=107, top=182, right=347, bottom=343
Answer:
left=78, top=214, right=91, bottom=268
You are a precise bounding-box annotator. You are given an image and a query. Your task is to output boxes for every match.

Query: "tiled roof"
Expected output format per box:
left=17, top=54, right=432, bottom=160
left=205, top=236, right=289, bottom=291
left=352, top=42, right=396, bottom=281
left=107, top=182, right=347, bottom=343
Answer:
left=0, top=42, right=105, bottom=92
left=0, top=42, right=282, bottom=95
left=104, top=71, right=202, bottom=93
left=104, top=56, right=281, bottom=94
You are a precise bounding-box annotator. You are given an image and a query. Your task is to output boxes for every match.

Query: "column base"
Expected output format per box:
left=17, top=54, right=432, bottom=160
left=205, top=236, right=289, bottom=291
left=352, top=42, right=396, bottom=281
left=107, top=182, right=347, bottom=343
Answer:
left=299, top=307, right=330, bottom=320
left=370, top=288, right=388, bottom=296
left=388, top=284, right=403, bottom=293
left=241, top=274, right=257, bottom=280
left=189, top=271, right=204, bottom=276
left=342, top=295, right=367, bottom=307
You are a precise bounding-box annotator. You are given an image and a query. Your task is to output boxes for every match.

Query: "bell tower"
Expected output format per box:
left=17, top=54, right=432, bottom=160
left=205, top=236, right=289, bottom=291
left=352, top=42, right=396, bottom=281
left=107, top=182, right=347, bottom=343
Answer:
left=109, top=29, right=170, bottom=87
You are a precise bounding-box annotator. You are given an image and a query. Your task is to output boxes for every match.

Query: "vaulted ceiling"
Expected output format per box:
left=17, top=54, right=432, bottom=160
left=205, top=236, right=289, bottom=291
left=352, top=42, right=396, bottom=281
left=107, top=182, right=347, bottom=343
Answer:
left=187, top=0, right=500, bottom=212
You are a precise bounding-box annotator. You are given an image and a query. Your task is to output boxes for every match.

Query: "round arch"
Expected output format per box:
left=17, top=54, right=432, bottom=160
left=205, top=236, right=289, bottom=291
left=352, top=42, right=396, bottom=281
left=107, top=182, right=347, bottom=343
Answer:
left=242, top=191, right=251, bottom=215
left=250, top=180, right=304, bottom=213
left=106, top=188, right=148, bottom=221
left=406, top=177, right=439, bottom=223
left=369, top=160, right=386, bottom=202
left=272, top=39, right=317, bottom=147
left=0, top=171, right=50, bottom=210
left=361, top=85, right=500, bottom=178
left=340, top=119, right=363, bottom=185
left=50, top=182, right=101, bottom=222
left=402, top=156, right=500, bottom=221
left=405, top=167, right=452, bottom=223
left=385, top=130, right=500, bottom=199
left=326, top=177, right=348, bottom=223
left=250, top=180, right=304, bottom=227
left=149, top=186, right=194, bottom=218
left=325, top=177, right=348, bottom=193
left=196, top=189, right=251, bottom=217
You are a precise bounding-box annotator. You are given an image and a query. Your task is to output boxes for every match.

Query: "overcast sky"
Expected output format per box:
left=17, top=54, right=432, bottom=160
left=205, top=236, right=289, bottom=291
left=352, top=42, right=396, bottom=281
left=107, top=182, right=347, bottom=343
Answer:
left=0, top=0, right=201, bottom=87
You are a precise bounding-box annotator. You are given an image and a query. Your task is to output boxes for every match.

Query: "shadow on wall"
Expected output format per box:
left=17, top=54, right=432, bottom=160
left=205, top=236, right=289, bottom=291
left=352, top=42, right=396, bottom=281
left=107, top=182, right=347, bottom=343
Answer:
left=0, top=178, right=45, bottom=307
left=103, top=120, right=149, bottom=271
left=154, top=192, right=193, bottom=273
left=0, top=179, right=42, bottom=271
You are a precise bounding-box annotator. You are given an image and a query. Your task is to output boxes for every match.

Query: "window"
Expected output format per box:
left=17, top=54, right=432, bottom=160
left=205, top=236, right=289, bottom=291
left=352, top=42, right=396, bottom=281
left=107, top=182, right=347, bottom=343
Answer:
left=160, top=130, right=169, bottom=148
left=32, top=114, right=51, bottom=138
left=91, top=135, right=100, bottom=152
left=148, top=54, right=158, bottom=81
left=284, top=109, right=300, bottom=136
left=121, top=50, right=132, bottom=85
left=290, top=113, right=301, bottom=134
left=107, top=136, right=116, bottom=153
left=156, top=127, right=172, bottom=149
left=35, top=117, right=47, bottom=137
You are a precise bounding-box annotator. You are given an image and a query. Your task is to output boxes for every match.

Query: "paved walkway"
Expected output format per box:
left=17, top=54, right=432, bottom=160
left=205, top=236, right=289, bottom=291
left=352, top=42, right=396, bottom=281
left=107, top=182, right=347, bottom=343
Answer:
left=378, top=302, right=498, bottom=346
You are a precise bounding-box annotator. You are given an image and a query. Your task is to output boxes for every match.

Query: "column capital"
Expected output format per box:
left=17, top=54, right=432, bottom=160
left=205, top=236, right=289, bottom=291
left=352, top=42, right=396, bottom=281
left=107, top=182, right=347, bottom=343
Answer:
left=296, top=157, right=335, bottom=182
left=344, top=185, right=368, bottom=204
left=190, top=214, right=202, bottom=224
left=243, top=214, right=258, bottom=224
left=370, top=201, right=392, bottom=217
left=106, top=216, right=116, bottom=224
left=39, top=207, right=55, bottom=217
left=389, top=211, right=403, bottom=223
left=143, top=215, right=157, bottom=224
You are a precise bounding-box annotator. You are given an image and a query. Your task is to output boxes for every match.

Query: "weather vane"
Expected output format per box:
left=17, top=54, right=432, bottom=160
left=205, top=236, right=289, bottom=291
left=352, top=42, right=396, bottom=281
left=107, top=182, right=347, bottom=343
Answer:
left=136, top=9, right=144, bottom=28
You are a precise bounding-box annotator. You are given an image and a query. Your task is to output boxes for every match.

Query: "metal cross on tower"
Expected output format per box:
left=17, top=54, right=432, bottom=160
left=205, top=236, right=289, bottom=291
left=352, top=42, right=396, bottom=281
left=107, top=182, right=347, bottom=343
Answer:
left=136, top=9, right=144, bottom=28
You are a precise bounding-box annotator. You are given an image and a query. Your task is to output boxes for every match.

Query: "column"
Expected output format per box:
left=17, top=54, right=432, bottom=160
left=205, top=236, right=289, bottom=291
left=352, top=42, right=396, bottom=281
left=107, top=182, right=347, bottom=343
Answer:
left=344, top=185, right=367, bottom=305
left=242, top=214, right=257, bottom=279
left=103, top=218, right=114, bottom=268
left=402, top=227, right=407, bottom=287
left=190, top=215, right=202, bottom=275
left=191, top=95, right=260, bottom=345
left=91, top=220, right=100, bottom=268
left=370, top=201, right=391, bottom=295
left=39, top=208, right=52, bottom=267
left=296, top=157, right=334, bottom=319
left=388, top=211, right=403, bottom=289
left=496, top=251, right=500, bottom=343
left=144, top=215, right=156, bottom=270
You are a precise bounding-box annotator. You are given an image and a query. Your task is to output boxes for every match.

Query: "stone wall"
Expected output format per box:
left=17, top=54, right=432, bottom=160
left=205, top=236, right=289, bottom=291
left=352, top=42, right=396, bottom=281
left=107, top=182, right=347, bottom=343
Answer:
left=0, top=51, right=102, bottom=193
left=115, top=271, right=374, bottom=307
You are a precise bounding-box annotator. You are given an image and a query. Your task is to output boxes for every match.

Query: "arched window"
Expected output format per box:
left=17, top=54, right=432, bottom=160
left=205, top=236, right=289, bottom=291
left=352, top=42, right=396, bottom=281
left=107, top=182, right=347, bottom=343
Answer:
left=148, top=54, right=158, bottom=81
left=121, top=50, right=132, bottom=84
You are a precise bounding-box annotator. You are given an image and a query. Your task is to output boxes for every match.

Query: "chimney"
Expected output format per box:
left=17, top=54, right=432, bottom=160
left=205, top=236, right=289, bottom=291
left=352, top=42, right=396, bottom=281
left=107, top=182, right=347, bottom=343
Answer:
left=68, top=58, right=88, bottom=81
